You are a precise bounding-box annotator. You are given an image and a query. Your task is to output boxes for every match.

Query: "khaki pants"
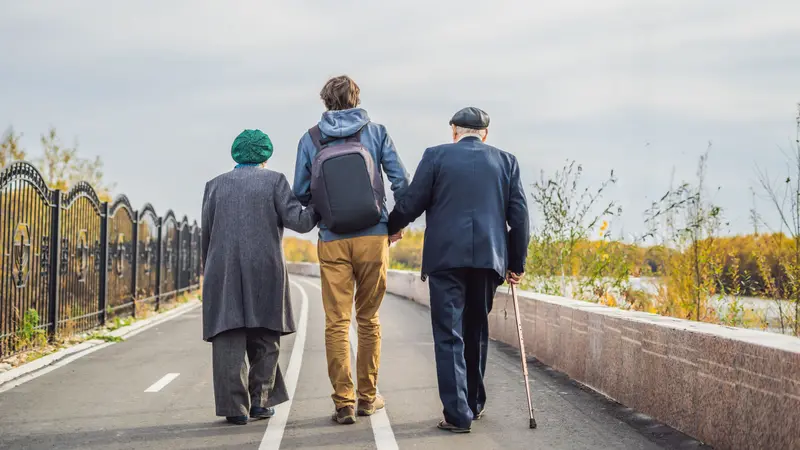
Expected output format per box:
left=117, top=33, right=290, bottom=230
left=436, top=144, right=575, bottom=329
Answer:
left=318, top=235, right=388, bottom=409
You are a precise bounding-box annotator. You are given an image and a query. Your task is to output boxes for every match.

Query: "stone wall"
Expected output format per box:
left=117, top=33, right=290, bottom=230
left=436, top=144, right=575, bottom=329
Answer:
left=287, top=263, right=800, bottom=450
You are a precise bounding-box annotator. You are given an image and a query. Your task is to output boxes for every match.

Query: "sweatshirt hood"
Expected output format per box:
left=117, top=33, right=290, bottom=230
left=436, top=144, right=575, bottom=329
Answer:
left=318, top=108, right=370, bottom=138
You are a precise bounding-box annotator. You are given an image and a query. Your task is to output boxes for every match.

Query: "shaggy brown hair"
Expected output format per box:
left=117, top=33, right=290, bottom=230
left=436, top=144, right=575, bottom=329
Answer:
left=320, top=75, right=361, bottom=111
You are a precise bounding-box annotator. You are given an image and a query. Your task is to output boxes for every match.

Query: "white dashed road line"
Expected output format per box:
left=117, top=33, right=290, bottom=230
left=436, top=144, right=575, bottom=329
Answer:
left=144, top=373, right=180, bottom=392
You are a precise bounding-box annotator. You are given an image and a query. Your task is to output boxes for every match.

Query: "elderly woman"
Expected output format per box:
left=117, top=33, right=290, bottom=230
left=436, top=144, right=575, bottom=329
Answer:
left=201, top=129, right=318, bottom=425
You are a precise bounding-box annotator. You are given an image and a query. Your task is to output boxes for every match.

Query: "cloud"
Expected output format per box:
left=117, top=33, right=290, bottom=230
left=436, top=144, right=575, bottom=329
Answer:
left=1, top=0, right=799, bottom=237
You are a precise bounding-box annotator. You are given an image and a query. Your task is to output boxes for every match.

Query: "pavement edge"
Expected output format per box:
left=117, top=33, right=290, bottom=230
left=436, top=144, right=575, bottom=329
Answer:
left=0, top=299, right=201, bottom=389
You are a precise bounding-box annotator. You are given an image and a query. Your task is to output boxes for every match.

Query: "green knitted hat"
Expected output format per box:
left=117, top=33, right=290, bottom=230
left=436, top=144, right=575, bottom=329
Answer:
left=231, top=129, right=273, bottom=164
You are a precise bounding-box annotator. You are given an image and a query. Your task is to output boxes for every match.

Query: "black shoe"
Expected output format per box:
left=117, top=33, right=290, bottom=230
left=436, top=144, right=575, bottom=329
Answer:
left=250, top=407, right=276, bottom=420
left=226, top=415, right=248, bottom=425
left=437, top=420, right=471, bottom=433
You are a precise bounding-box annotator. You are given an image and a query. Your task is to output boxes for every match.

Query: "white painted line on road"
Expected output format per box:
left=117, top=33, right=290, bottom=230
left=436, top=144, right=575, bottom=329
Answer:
left=367, top=387, right=398, bottom=448
left=349, top=323, right=399, bottom=450
left=301, top=278, right=399, bottom=450
left=259, top=280, right=310, bottom=450
left=0, top=300, right=200, bottom=393
left=144, top=373, right=180, bottom=393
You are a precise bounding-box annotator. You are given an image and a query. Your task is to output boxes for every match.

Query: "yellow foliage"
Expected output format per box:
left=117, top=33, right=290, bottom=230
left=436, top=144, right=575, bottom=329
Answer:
left=1, top=127, right=26, bottom=168
left=283, top=237, right=318, bottom=263
left=601, top=292, right=617, bottom=307
left=389, top=229, right=424, bottom=270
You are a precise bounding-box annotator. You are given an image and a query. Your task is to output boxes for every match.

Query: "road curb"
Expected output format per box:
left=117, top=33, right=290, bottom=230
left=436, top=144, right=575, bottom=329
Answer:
left=0, top=299, right=201, bottom=390
left=108, top=300, right=201, bottom=339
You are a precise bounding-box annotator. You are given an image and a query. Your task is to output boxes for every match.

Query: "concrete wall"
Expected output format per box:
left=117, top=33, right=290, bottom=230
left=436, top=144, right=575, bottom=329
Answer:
left=287, top=263, right=800, bottom=450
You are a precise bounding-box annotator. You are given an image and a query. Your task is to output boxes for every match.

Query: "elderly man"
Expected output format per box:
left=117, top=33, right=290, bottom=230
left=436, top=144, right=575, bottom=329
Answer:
left=387, top=107, right=530, bottom=433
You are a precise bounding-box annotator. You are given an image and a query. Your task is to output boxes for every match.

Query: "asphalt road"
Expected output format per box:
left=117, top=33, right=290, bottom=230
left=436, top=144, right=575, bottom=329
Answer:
left=0, top=276, right=707, bottom=449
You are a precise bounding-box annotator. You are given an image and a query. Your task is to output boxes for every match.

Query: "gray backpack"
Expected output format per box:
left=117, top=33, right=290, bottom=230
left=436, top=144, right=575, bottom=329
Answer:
left=308, top=125, right=385, bottom=234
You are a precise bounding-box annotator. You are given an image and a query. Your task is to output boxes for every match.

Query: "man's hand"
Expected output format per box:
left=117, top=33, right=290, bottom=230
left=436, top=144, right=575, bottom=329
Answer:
left=389, top=230, right=404, bottom=244
left=505, top=270, right=523, bottom=285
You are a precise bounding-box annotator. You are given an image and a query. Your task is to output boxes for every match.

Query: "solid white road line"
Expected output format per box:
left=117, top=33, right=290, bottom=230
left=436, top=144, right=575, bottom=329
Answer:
left=301, top=277, right=399, bottom=450
left=349, top=323, right=399, bottom=450
left=259, top=280, right=310, bottom=450
left=144, top=373, right=180, bottom=393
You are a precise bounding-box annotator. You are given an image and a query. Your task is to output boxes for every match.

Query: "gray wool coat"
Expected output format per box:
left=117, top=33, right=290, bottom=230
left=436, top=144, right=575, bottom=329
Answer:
left=201, top=167, right=318, bottom=341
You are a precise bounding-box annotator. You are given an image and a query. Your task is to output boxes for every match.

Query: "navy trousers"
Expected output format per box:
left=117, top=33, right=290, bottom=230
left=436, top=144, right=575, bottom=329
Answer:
left=427, top=268, right=500, bottom=429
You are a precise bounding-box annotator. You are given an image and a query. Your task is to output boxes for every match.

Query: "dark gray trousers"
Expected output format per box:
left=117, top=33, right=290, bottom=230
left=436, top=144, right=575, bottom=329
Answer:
left=211, top=327, right=289, bottom=417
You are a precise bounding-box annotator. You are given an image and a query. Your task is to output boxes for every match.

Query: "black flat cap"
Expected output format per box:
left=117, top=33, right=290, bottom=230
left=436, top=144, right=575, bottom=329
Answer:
left=449, top=107, right=490, bottom=129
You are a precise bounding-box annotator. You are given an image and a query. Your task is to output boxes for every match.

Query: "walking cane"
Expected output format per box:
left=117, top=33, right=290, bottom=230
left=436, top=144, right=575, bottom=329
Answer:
left=510, top=283, right=537, bottom=429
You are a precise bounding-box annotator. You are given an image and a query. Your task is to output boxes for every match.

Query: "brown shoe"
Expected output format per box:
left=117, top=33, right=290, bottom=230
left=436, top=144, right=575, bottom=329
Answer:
left=332, top=406, right=356, bottom=425
left=357, top=395, right=385, bottom=416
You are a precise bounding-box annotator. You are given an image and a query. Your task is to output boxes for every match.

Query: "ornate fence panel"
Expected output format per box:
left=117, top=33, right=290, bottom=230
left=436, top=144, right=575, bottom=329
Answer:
left=0, top=162, right=200, bottom=359
left=136, top=204, right=159, bottom=306
left=177, top=217, right=192, bottom=292
left=159, top=211, right=178, bottom=303
left=0, top=163, right=55, bottom=357
left=107, top=195, right=135, bottom=317
left=58, top=182, right=104, bottom=336
left=191, top=223, right=201, bottom=286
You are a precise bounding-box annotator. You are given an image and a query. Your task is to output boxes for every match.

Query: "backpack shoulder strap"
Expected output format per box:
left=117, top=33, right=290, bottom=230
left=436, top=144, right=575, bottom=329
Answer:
left=308, top=126, right=323, bottom=151
left=345, top=128, right=364, bottom=144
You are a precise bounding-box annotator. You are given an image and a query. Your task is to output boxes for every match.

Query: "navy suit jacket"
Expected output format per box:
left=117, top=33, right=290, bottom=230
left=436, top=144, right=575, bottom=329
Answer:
left=388, top=137, right=530, bottom=279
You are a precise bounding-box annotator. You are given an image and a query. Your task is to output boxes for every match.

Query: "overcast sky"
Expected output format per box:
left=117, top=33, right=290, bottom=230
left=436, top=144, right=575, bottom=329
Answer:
left=2, top=1, right=799, bottom=239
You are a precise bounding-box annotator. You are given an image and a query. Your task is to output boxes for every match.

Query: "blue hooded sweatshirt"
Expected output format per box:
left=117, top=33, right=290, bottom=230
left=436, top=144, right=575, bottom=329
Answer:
left=292, top=108, right=410, bottom=242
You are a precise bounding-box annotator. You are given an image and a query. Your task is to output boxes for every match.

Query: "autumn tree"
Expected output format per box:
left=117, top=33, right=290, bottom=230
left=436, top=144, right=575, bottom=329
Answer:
left=17, top=126, right=112, bottom=200
left=283, top=237, right=318, bottom=263
left=390, top=229, right=424, bottom=270
left=37, top=127, right=78, bottom=191
left=71, top=155, right=114, bottom=201
left=0, top=127, right=26, bottom=168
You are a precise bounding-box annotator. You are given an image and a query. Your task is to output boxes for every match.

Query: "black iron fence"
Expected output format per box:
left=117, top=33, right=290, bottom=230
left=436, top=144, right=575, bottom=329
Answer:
left=0, top=161, right=201, bottom=359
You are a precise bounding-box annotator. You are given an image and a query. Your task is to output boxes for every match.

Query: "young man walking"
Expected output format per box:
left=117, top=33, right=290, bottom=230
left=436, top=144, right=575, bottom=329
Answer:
left=293, top=75, right=410, bottom=424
